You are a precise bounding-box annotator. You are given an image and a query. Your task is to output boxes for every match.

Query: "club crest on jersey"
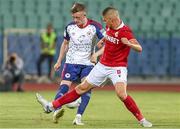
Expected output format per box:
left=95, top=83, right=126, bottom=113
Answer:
left=115, top=32, right=119, bottom=37
left=65, top=73, right=71, bottom=78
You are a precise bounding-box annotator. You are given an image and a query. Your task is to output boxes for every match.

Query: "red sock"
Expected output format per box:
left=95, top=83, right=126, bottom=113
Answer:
left=52, top=89, right=80, bottom=109
left=123, top=95, right=144, bottom=121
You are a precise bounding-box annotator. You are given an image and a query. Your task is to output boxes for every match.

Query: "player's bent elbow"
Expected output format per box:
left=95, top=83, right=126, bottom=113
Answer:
left=136, top=46, right=142, bottom=53
left=138, top=47, right=142, bottom=53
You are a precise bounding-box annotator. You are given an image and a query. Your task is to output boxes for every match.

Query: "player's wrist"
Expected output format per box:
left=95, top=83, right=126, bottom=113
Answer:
left=94, top=53, right=99, bottom=57
left=57, top=60, right=62, bottom=64
left=127, top=41, right=132, bottom=47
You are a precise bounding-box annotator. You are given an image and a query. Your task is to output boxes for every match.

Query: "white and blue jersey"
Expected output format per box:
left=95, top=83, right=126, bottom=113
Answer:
left=62, top=19, right=104, bottom=81
left=64, top=19, right=104, bottom=66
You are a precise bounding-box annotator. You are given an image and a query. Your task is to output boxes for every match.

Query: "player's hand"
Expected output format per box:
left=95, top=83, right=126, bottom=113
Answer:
left=97, top=41, right=104, bottom=49
left=121, top=38, right=130, bottom=46
left=90, top=53, right=98, bottom=64
left=54, top=62, right=61, bottom=71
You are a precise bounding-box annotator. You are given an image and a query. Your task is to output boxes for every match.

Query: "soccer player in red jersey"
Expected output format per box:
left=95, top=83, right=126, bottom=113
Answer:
left=36, top=7, right=152, bottom=127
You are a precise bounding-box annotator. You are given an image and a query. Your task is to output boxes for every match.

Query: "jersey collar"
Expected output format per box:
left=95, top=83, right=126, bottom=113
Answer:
left=116, top=21, right=124, bottom=30
left=77, top=19, right=90, bottom=28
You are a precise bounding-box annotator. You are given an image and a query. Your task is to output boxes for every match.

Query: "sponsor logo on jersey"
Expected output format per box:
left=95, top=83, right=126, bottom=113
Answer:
left=72, top=32, right=75, bottom=36
left=105, top=34, right=119, bottom=44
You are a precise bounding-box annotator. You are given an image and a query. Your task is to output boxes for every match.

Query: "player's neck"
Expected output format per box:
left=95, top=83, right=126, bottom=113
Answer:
left=78, top=17, right=88, bottom=28
left=112, top=20, right=122, bottom=30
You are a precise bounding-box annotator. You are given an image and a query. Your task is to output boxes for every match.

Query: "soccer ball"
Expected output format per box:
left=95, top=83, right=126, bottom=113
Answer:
left=66, top=97, right=81, bottom=109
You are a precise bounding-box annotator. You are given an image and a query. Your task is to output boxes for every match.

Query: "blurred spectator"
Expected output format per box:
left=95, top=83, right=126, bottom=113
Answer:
left=1, top=53, right=24, bottom=92
left=37, top=23, right=57, bottom=80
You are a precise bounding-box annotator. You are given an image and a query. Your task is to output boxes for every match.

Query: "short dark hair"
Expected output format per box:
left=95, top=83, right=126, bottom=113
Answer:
left=102, top=7, right=117, bottom=16
left=9, top=55, right=16, bottom=64
left=71, top=3, right=86, bottom=13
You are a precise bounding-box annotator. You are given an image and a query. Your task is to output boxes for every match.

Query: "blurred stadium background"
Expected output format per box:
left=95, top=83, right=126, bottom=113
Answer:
left=0, top=0, right=180, bottom=82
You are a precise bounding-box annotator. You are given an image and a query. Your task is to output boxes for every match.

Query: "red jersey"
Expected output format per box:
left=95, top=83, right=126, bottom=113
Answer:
left=100, top=22, right=135, bottom=67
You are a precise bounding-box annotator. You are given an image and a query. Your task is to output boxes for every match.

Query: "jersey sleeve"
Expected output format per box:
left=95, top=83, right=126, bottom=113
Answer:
left=63, top=26, right=70, bottom=41
left=96, top=26, right=104, bottom=40
left=121, top=26, right=135, bottom=40
left=90, top=21, right=104, bottom=40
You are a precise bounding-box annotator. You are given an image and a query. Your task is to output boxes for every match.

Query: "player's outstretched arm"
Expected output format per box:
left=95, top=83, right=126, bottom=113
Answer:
left=54, top=39, right=69, bottom=71
left=91, top=46, right=105, bottom=63
left=96, top=38, right=105, bottom=49
left=121, top=38, right=142, bottom=52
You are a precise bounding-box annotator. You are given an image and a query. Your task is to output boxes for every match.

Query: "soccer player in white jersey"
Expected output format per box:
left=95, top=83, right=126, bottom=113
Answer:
left=36, top=3, right=104, bottom=125
left=36, top=7, right=152, bottom=128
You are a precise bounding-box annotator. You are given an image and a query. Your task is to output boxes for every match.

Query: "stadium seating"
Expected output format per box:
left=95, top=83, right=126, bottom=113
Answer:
left=140, top=16, right=153, bottom=32
left=170, top=33, right=180, bottom=76
left=0, top=0, right=11, bottom=15
left=26, top=14, right=39, bottom=28
left=0, top=34, right=2, bottom=68
left=0, top=0, right=176, bottom=32
left=52, top=14, right=65, bottom=34
left=153, top=16, right=166, bottom=32
left=24, top=0, right=36, bottom=15
left=0, top=0, right=180, bottom=77
left=128, top=50, right=140, bottom=75
left=0, top=0, right=178, bottom=33
left=14, top=14, right=27, bottom=28
left=39, top=14, right=52, bottom=29
left=2, top=13, right=15, bottom=28
left=135, top=3, right=148, bottom=18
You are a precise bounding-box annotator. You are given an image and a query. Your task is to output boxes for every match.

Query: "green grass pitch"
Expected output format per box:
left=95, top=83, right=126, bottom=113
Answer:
left=0, top=90, right=180, bottom=128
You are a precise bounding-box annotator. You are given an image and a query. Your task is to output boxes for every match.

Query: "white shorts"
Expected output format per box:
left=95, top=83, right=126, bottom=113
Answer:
left=86, top=62, right=127, bottom=87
